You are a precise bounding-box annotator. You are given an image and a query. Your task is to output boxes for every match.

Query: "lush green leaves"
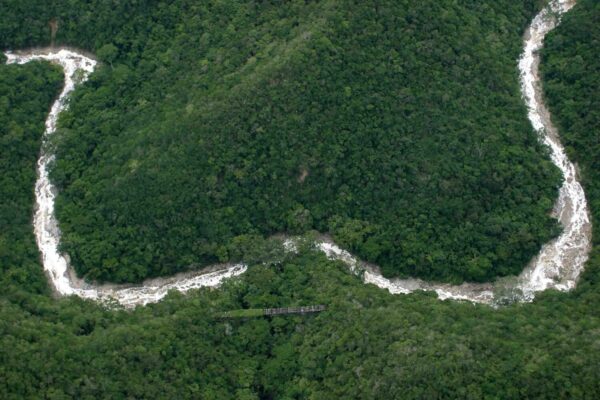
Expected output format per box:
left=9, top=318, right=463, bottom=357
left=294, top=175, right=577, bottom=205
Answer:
left=2, top=0, right=561, bottom=283
left=1, top=1, right=600, bottom=399
left=0, top=61, right=62, bottom=295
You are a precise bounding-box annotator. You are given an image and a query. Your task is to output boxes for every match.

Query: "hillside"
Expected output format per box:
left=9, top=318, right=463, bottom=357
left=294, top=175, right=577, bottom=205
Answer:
left=1, top=1, right=600, bottom=398
left=2, top=0, right=560, bottom=284
left=0, top=59, right=62, bottom=295
left=542, top=0, right=600, bottom=247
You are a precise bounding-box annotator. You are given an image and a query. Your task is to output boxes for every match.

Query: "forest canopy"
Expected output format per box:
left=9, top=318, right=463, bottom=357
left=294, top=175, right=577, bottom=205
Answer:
left=1, top=0, right=600, bottom=399
left=0, top=60, right=62, bottom=295
left=0, top=0, right=562, bottom=284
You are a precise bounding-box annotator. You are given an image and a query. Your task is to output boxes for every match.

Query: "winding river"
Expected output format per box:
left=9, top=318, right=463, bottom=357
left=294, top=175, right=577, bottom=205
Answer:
left=4, top=0, right=591, bottom=307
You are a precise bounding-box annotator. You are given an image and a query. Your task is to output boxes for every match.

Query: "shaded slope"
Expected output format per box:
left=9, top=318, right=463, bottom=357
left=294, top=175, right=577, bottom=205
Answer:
left=542, top=0, right=600, bottom=237
left=1, top=2, right=600, bottom=398
left=0, top=59, right=62, bottom=295
left=3, top=1, right=561, bottom=284
left=8, top=0, right=587, bottom=310
left=542, top=0, right=600, bottom=291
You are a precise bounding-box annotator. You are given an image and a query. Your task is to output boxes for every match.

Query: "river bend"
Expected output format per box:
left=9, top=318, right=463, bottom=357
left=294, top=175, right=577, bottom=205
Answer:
left=4, top=0, right=590, bottom=307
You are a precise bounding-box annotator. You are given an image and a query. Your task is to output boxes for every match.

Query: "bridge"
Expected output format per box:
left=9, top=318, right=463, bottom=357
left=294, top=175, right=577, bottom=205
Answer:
left=219, top=305, right=326, bottom=318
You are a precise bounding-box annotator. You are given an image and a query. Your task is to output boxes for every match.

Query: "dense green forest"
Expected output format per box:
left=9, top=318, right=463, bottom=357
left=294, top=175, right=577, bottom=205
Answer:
left=1, top=0, right=561, bottom=284
left=1, top=0, right=600, bottom=398
left=0, top=59, right=62, bottom=295
left=542, top=0, right=600, bottom=250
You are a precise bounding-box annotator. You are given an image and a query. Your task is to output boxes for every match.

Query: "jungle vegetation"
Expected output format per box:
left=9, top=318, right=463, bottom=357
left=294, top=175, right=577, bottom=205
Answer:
left=1, top=1, right=599, bottom=398
left=0, top=58, right=62, bottom=295
left=1, top=0, right=561, bottom=284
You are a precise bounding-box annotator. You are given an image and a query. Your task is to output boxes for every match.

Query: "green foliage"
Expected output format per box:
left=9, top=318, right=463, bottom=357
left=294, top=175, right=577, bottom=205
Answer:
left=542, top=0, right=600, bottom=251
left=0, top=61, right=62, bottom=295
left=1, top=3, right=600, bottom=398
left=217, top=234, right=286, bottom=266
left=219, top=308, right=265, bottom=318
left=1, top=0, right=560, bottom=284
left=0, top=0, right=559, bottom=282
left=1, top=248, right=600, bottom=399
left=96, top=43, right=117, bottom=66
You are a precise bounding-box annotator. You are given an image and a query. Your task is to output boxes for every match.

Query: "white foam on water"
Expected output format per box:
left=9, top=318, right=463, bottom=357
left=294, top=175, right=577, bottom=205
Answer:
left=513, top=0, right=591, bottom=301
left=5, top=49, right=246, bottom=307
left=315, top=0, right=591, bottom=305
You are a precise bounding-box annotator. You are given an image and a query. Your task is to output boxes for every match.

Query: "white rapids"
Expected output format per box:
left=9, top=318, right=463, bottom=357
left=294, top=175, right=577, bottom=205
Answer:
left=4, top=0, right=591, bottom=307
left=4, top=49, right=247, bottom=307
